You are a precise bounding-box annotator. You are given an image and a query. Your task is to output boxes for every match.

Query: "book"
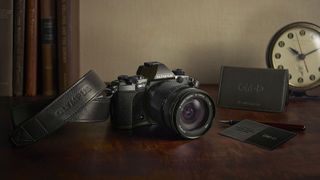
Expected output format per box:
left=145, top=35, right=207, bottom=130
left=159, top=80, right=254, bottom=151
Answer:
left=69, top=0, right=79, bottom=86
left=40, top=0, right=57, bottom=96
left=0, top=0, right=13, bottom=96
left=12, top=0, right=25, bottom=96
left=57, top=0, right=79, bottom=93
left=25, top=0, right=38, bottom=96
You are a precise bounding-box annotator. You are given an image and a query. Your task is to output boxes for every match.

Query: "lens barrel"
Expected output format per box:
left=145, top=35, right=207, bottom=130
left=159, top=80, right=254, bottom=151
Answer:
left=147, top=81, right=215, bottom=139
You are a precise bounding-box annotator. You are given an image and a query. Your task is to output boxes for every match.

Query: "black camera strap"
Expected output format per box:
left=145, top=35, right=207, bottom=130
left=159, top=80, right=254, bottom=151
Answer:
left=10, top=70, right=111, bottom=147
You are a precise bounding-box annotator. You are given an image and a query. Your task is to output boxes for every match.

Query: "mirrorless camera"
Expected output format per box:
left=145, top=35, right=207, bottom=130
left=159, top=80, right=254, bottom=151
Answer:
left=109, top=62, right=216, bottom=139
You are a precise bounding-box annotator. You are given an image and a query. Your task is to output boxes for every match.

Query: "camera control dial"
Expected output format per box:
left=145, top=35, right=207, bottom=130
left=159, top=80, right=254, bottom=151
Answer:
left=173, top=69, right=185, bottom=75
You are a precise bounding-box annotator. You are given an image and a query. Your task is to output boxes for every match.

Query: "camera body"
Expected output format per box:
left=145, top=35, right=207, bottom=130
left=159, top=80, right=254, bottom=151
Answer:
left=109, top=62, right=215, bottom=139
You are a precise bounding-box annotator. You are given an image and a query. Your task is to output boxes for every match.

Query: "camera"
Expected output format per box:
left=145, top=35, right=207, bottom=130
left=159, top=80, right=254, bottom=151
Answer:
left=109, top=62, right=215, bottom=139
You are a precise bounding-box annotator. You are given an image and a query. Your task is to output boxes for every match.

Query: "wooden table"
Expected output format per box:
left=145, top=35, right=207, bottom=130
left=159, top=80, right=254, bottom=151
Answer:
left=1, top=85, right=320, bottom=179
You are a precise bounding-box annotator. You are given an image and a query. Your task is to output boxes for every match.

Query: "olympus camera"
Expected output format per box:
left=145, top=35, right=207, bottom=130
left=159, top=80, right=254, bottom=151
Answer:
left=109, top=62, right=215, bottom=139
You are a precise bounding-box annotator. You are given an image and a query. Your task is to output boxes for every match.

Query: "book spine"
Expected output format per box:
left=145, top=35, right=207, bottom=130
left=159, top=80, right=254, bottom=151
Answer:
left=57, top=0, right=79, bottom=93
left=0, top=1, right=13, bottom=96
left=56, top=0, right=68, bottom=92
left=25, top=0, right=38, bottom=96
left=40, top=0, right=57, bottom=96
left=69, top=0, right=79, bottom=85
left=13, top=0, right=25, bottom=96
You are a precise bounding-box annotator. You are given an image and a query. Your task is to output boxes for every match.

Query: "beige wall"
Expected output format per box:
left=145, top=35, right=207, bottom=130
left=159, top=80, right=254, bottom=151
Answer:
left=79, top=0, right=320, bottom=84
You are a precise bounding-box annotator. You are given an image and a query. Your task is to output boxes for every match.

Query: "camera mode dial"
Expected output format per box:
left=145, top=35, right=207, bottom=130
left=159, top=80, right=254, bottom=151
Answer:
left=173, top=69, right=185, bottom=75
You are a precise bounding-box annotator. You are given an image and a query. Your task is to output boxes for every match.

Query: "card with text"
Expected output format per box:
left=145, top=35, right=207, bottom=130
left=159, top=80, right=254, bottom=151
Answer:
left=219, top=119, right=296, bottom=150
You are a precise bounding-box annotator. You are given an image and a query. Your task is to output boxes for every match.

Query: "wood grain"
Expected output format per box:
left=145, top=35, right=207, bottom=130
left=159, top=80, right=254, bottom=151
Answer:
left=1, top=85, right=320, bottom=179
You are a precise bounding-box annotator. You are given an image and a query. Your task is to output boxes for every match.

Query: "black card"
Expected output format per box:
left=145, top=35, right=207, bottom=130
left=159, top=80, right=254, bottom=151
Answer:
left=218, top=66, right=289, bottom=112
left=219, top=120, right=296, bottom=150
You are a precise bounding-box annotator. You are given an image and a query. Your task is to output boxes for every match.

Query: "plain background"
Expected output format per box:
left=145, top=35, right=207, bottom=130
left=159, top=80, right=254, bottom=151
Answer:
left=79, top=0, right=320, bottom=84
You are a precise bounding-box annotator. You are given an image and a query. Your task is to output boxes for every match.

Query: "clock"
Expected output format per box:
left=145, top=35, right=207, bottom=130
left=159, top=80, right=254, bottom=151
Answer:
left=266, top=22, right=320, bottom=92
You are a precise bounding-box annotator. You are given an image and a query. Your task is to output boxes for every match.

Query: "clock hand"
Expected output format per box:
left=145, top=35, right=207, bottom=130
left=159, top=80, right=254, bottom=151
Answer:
left=298, top=66, right=304, bottom=76
left=294, top=33, right=309, bottom=72
left=289, top=47, right=300, bottom=55
left=305, top=48, right=320, bottom=56
left=295, top=33, right=303, bottom=54
left=300, top=48, right=320, bottom=73
left=289, top=46, right=307, bottom=61
left=303, top=60, right=309, bottom=72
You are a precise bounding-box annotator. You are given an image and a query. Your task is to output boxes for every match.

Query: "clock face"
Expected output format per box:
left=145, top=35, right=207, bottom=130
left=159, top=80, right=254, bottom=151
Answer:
left=267, top=22, right=320, bottom=90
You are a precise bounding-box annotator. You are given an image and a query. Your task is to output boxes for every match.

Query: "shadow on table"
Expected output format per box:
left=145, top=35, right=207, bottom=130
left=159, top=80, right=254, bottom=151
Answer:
left=107, top=124, right=184, bottom=141
left=0, top=101, right=14, bottom=148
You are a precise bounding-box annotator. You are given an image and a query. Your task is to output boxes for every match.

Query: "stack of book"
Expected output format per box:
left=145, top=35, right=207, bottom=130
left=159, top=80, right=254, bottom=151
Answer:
left=0, top=0, right=79, bottom=97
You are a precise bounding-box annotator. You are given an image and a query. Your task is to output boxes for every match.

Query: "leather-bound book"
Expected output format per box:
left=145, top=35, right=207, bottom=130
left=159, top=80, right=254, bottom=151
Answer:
left=40, top=0, right=57, bottom=96
left=25, top=0, right=38, bottom=96
left=12, top=0, right=25, bottom=96
left=0, top=0, right=13, bottom=96
left=57, top=0, right=79, bottom=93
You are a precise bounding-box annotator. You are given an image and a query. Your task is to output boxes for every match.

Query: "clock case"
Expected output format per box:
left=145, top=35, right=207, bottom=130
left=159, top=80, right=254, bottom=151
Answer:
left=266, top=22, right=320, bottom=97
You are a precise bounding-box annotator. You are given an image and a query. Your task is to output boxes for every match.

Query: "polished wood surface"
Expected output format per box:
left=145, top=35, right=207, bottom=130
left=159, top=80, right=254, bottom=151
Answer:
left=1, top=85, right=320, bottom=179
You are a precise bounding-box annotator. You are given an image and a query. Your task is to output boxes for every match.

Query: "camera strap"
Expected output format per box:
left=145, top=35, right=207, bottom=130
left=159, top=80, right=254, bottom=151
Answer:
left=10, top=70, right=111, bottom=147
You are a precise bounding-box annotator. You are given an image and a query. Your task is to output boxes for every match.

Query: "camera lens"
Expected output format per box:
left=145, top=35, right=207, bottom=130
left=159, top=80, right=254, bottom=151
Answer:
left=171, top=89, right=214, bottom=139
left=180, top=98, right=207, bottom=131
left=147, top=82, right=215, bottom=139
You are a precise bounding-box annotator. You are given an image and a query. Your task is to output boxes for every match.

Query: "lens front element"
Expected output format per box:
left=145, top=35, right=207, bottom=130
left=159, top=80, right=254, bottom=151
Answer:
left=180, top=98, right=208, bottom=131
